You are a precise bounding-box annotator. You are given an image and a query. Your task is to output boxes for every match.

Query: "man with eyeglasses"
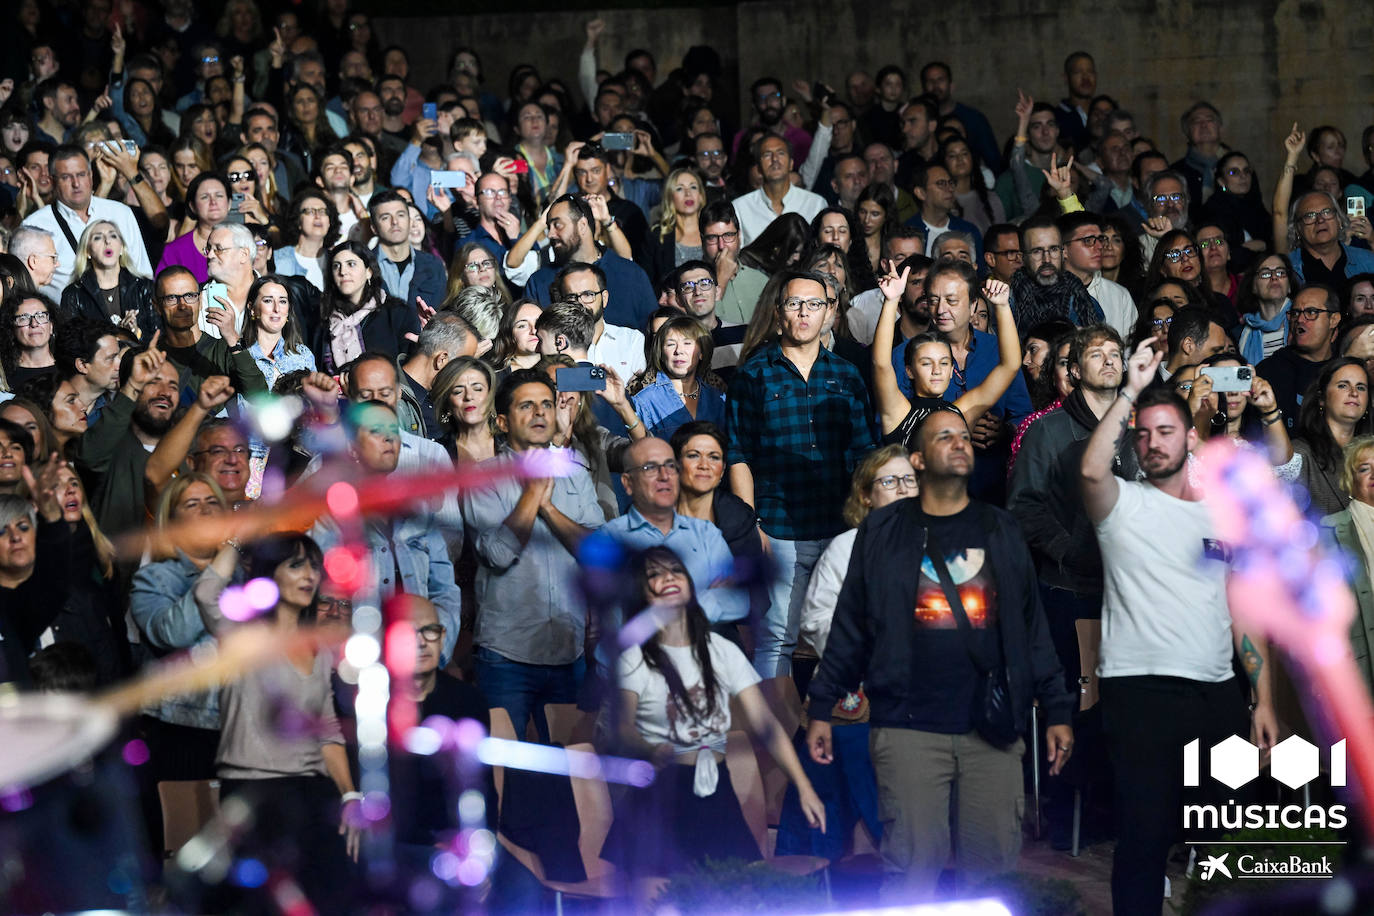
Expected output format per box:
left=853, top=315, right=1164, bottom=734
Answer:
left=199, top=222, right=257, bottom=343
left=732, top=76, right=813, bottom=166
left=461, top=369, right=604, bottom=741
left=369, top=190, right=445, bottom=313
left=726, top=269, right=876, bottom=677
left=588, top=436, right=748, bottom=642
left=809, top=407, right=1073, bottom=901
left=1169, top=102, right=1226, bottom=219
left=554, top=260, right=646, bottom=381
left=466, top=172, right=522, bottom=262
left=153, top=265, right=268, bottom=399
left=1057, top=212, right=1135, bottom=337
left=1137, top=170, right=1191, bottom=262
left=699, top=199, right=769, bottom=326
left=675, top=259, right=746, bottom=375
left=906, top=163, right=983, bottom=259
left=524, top=194, right=657, bottom=332
left=1009, top=323, right=1139, bottom=847
left=691, top=133, right=730, bottom=204
left=1287, top=191, right=1374, bottom=285
left=9, top=227, right=61, bottom=292
left=21, top=144, right=151, bottom=299
left=1007, top=216, right=1103, bottom=336
left=981, top=224, right=1023, bottom=285
left=734, top=134, right=827, bottom=246
left=1257, top=284, right=1344, bottom=429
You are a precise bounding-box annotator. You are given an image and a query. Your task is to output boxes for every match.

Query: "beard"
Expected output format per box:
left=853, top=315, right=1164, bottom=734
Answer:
left=549, top=232, right=579, bottom=266
left=382, top=98, right=405, bottom=117
left=758, top=107, right=782, bottom=127
left=1141, top=449, right=1188, bottom=480
left=133, top=400, right=176, bottom=437
left=1034, top=265, right=1059, bottom=287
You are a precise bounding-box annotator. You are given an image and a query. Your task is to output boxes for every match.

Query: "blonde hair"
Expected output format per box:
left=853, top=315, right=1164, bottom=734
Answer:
left=656, top=167, right=706, bottom=241
left=431, top=355, right=497, bottom=434
left=444, top=241, right=514, bottom=306
left=1340, top=436, right=1374, bottom=496
left=153, top=472, right=227, bottom=559
left=842, top=444, right=913, bottom=527
left=72, top=220, right=143, bottom=281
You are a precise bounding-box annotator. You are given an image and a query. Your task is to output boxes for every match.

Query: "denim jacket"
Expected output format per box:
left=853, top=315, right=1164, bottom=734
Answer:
left=129, top=553, right=240, bottom=729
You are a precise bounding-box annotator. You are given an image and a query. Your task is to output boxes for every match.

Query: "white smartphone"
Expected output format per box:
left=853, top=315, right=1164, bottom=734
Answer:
left=1348, top=196, right=1366, bottom=220
left=1200, top=365, right=1253, bottom=393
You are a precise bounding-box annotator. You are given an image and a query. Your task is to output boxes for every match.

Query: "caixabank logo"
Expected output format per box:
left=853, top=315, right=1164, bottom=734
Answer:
left=1184, top=735, right=1346, bottom=880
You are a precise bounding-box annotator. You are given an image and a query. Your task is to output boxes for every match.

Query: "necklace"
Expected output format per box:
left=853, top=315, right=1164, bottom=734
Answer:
left=681, top=380, right=700, bottom=400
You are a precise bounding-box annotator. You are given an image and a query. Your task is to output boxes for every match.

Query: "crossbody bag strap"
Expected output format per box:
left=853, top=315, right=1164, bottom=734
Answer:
left=50, top=203, right=81, bottom=253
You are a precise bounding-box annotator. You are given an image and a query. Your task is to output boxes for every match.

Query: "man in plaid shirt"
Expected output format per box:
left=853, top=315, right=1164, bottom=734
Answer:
left=726, top=269, right=876, bottom=677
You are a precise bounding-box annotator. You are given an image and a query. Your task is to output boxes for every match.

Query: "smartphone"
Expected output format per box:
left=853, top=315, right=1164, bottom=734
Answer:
left=812, top=81, right=831, bottom=106
left=121, top=139, right=138, bottom=156
left=422, top=102, right=437, bottom=122
left=511, top=159, right=530, bottom=174
left=202, top=280, right=229, bottom=310
left=430, top=171, right=467, bottom=189
left=1199, top=365, right=1253, bottom=393
left=601, top=132, right=635, bottom=151
left=1349, top=196, right=1366, bottom=219
left=230, top=191, right=245, bottom=211
left=556, top=365, right=606, bottom=393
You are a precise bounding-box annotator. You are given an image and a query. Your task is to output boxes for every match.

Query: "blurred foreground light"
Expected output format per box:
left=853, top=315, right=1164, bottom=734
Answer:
left=345, top=633, right=380, bottom=668
left=326, top=481, right=360, bottom=518
left=243, top=577, right=280, bottom=611
left=475, top=737, right=654, bottom=787
left=252, top=394, right=302, bottom=443
left=323, top=546, right=365, bottom=592
left=802, top=902, right=1013, bottom=915
left=404, top=726, right=442, bottom=756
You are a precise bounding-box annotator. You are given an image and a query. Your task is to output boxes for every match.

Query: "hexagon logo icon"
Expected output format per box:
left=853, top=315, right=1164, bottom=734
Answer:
left=1210, top=735, right=1259, bottom=790
left=1271, top=735, right=1320, bottom=790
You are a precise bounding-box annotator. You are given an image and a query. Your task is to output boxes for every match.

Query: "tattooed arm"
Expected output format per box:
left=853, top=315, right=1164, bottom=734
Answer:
left=1235, top=630, right=1279, bottom=749
left=1081, top=340, right=1164, bottom=524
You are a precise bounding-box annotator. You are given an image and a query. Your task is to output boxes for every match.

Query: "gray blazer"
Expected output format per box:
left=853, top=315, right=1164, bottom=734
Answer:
left=1319, top=509, right=1374, bottom=692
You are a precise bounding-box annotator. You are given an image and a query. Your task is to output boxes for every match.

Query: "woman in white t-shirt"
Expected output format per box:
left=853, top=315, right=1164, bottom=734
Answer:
left=602, top=546, right=825, bottom=876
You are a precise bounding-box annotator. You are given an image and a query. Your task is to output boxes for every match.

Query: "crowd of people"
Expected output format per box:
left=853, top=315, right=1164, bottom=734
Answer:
left=3, top=1, right=1374, bottom=913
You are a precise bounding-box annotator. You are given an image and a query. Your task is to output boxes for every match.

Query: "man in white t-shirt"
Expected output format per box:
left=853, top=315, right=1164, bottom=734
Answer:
left=553, top=261, right=646, bottom=380
left=1080, top=340, right=1277, bottom=916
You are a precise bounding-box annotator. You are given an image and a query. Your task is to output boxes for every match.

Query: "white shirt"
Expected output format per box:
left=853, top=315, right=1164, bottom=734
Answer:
left=198, top=280, right=249, bottom=340
left=799, top=527, right=857, bottom=656
left=588, top=322, right=646, bottom=381
left=846, top=288, right=886, bottom=346
left=1086, top=272, right=1138, bottom=339
left=23, top=196, right=152, bottom=298
left=734, top=185, right=828, bottom=246
left=1095, top=480, right=1235, bottom=682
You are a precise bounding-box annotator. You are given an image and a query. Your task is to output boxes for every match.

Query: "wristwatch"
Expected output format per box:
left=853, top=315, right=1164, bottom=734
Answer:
left=603, top=216, right=618, bottom=230
left=129, top=172, right=145, bottom=186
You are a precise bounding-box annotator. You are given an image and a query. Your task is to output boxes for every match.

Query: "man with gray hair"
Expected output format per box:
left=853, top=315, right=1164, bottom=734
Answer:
left=1287, top=190, right=1374, bottom=285
left=400, top=312, right=480, bottom=439
left=199, top=222, right=257, bottom=342
left=1169, top=101, right=1225, bottom=218
left=1138, top=169, right=1191, bottom=262
left=9, top=227, right=60, bottom=290
left=448, top=285, right=502, bottom=355
left=932, top=230, right=976, bottom=265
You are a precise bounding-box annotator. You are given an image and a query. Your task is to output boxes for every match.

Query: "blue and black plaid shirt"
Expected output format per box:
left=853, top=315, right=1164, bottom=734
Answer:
left=726, top=342, right=876, bottom=541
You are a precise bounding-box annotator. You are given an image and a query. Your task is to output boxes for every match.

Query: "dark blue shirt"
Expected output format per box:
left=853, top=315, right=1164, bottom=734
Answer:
left=725, top=342, right=876, bottom=541
left=524, top=250, right=658, bottom=332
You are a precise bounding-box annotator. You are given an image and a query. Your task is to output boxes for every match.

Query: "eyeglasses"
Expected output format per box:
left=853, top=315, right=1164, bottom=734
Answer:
left=1069, top=234, right=1108, bottom=248
left=1162, top=246, right=1199, bottom=262
left=704, top=230, right=738, bottom=245
left=201, top=55, right=220, bottom=65
left=479, top=188, right=510, bottom=199
left=1299, top=207, right=1337, bottom=225
left=226, top=170, right=253, bottom=183
left=13, top=312, right=50, bottom=328
left=1175, top=381, right=1194, bottom=392
left=160, top=291, right=201, bottom=306
left=678, top=277, right=716, bottom=293
left=299, top=206, right=329, bottom=218
left=989, top=248, right=1023, bottom=260
left=1257, top=267, right=1289, bottom=280
left=316, top=596, right=352, bottom=616
left=874, top=473, right=917, bottom=490
left=696, top=150, right=726, bottom=159
left=756, top=91, right=783, bottom=103
left=194, top=445, right=249, bottom=459
left=1026, top=245, right=1063, bottom=259
left=563, top=289, right=605, bottom=305
left=1290, top=307, right=1337, bottom=321
left=204, top=243, right=238, bottom=257
left=781, top=297, right=829, bottom=313
left=1152, top=193, right=1185, bottom=206
left=414, top=623, right=444, bottom=642
left=631, top=459, right=679, bottom=476
left=1198, top=237, right=1227, bottom=250
left=1151, top=316, right=1174, bottom=328
left=465, top=259, right=496, bottom=272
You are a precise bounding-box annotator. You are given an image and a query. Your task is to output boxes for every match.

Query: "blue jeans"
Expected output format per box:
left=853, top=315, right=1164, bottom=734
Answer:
left=475, top=647, right=585, bottom=743
left=755, top=536, right=830, bottom=678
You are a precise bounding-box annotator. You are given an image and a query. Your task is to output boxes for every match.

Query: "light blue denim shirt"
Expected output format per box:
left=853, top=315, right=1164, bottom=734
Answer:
left=244, top=338, right=317, bottom=456
left=631, top=372, right=727, bottom=442
left=129, top=553, right=236, bottom=729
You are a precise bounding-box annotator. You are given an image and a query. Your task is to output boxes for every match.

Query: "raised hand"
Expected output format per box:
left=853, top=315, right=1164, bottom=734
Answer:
left=585, top=17, right=605, bottom=45
left=790, top=79, right=813, bottom=103
left=585, top=193, right=611, bottom=226
left=1014, top=89, right=1034, bottom=130
left=595, top=364, right=629, bottom=409
left=425, top=183, right=452, bottom=215
left=22, top=454, right=66, bottom=522
left=1251, top=375, right=1279, bottom=415
left=415, top=295, right=436, bottom=329
left=494, top=210, right=521, bottom=237
left=1283, top=122, right=1305, bottom=161
left=205, top=297, right=239, bottom=348
left=632, top=129, right=654, bottom=158
left=1125, top=339, right=1164, bottom=395
left=981, top=278, right=1011, bottom=309
left=268, top=27, right=286, bottom=67
left=110, top=22, right=126, bottom=59
left=877, top=263, right=910, bottom=302
left=300, top=372, right=342, bottom=411
left=124, top=332, right=166, bottom=393
left=1142, top=214, right=1172, bottom=239
left=196, top=375, right=235, bottom=411
left=1041, top=151, right=1075, bottom=199
left=230, top=55, right=244, bottom=80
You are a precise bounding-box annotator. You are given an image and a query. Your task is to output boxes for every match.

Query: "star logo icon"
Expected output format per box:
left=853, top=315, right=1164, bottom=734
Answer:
left=1199, top=853, right=1232, bottom=880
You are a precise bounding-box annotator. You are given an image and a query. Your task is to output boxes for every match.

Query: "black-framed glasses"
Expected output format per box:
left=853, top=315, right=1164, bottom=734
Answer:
left=631, top=460, right=679, bottom=476
left=781, top=297, right=829, bottom=313
left=1069, top=234, right=1108, bottom=248
left=415, top=623, right=444, bottom=642
left=226, top=170, right=253, bottom=183
left=704, top=230, right=738, bottom=245
left=1257, top=267, right=1288, bottom=280
left=989, top=248, right=1023, bottom=260
left=1026, top=245, right=1063, bottom=259
left=13, top=312, right=51, bottom=328
left=1162, top=246, right=1199, bottom=262
left=1290, top=307, right=1336, bottom=321
left=874, top=473, right=917, bottom=490
left=678, top=278, right=716, bottom=293
left=1299, top=207, right=1337, bottom=225
left=160, top=291, right=201, bottom=306
left=563, top=289, right=605, bottom=305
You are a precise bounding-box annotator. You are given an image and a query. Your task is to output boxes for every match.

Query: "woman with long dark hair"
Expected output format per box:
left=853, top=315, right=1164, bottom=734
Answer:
left=281, top=83, right=338, bottom=172
left=274, top=189, right=340, bottom=292
left=628, top=315, right=726, bottom=441
left=855, top=182, right=897, bottom=275
left=943, top=135, right=1004, bottom=233
left=313, top=241, right=419, bottom=371
left=1100, top=213, right=1145, bottom=295
left=489, top=299, right=542, bottom=373
left=602, top=546, right=824, bottom=878
left=1234, top=252, right=1295, bottom=365
left=1293, top=357, right=1373, bottom=516
left=1144, top=228, right=1238, bottom=328
left=809, top=208, right=875, bottom=292
left=738, top=212, right=810, bottom=276
left=1199, top=151, right=1271, bottom=256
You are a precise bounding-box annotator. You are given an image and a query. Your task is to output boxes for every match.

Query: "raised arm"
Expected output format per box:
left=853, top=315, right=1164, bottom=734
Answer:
left=1272, top=123, right=1304, bottom=254
left=1249, top=374, right=1294, bottom=466
left=1081, top=340, right=1161, bottom=523
left=505, top=202, right=548, bottom=272
left=145, top=376, right=235, bottom=503
left=952, top=279, right=1022, bottom=420
left=871, top=263, right=912, bottom=435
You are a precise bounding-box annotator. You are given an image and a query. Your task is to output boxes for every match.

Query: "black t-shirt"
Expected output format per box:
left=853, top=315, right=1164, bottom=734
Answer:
left=909, top=505, right=999, bottom=734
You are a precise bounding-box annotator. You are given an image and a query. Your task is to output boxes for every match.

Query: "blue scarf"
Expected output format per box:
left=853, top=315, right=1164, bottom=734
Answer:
left=1238, top=299, right=1290, bottom=366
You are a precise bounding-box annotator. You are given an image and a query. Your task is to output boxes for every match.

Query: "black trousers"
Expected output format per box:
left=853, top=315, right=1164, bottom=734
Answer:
left=1100, top=675, right=1250, bottom=916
